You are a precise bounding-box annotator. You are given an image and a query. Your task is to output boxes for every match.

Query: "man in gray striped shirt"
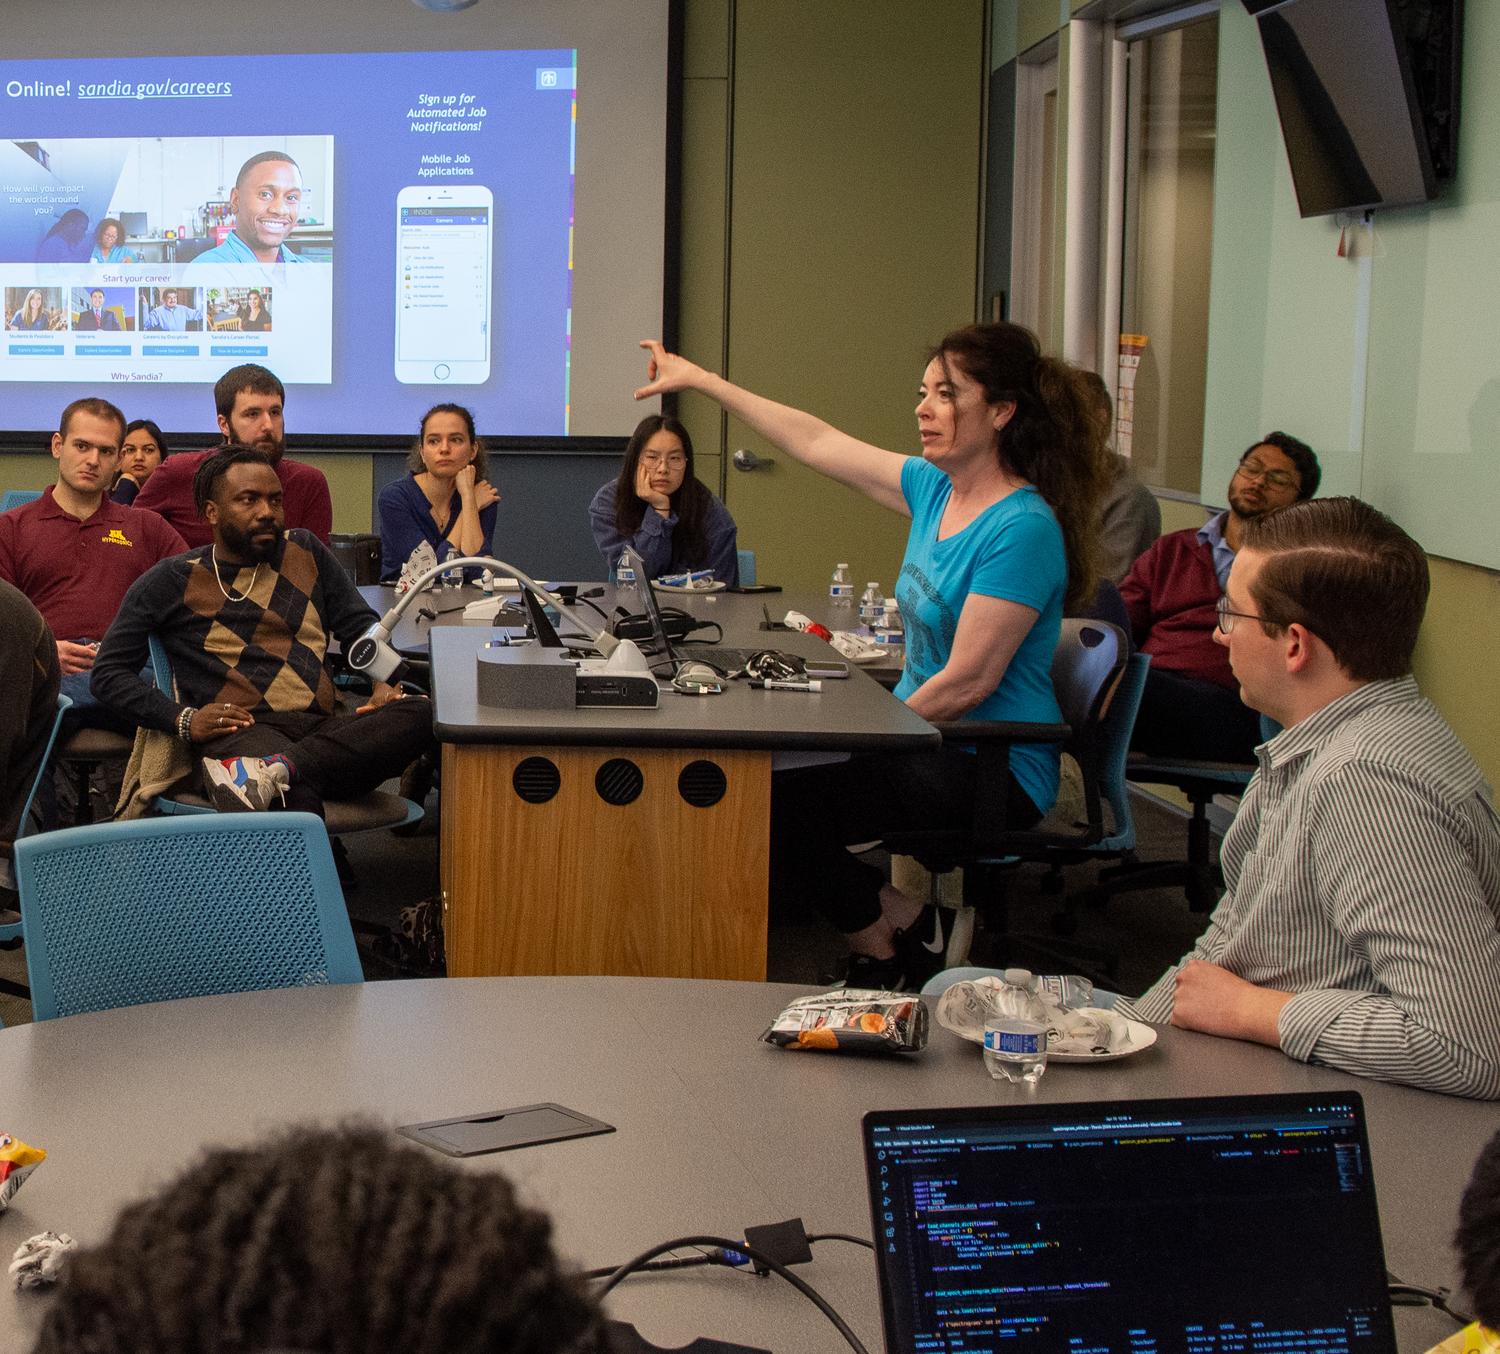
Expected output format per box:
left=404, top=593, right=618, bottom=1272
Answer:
left=1118, top=497, right=1500, bottom=1100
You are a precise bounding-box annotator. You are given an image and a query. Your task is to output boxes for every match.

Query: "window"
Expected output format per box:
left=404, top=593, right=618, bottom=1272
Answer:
left=1113, top=11, right=1219, bottom=494
left=1010, top=41, right=1060, bottom=351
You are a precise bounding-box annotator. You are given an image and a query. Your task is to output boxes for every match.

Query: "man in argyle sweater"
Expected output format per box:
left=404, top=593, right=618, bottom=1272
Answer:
left=92, top=446, right=432, bottom=815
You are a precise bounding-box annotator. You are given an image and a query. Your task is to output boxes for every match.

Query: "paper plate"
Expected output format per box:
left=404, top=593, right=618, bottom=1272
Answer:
left=949, top=1011, right=1159, bottom=1062
left=652, top=579, right=727, bottom=593
left=1048, top=1017, right=1158, bottom=1062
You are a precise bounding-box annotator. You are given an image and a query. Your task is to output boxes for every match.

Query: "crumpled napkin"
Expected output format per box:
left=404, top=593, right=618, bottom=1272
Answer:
left=828, top=630, right=886, bottom=663
left=935, top=978, right=1130, bottom=1056
left=396, top=541, right=441, bottom=596
left=10, top=1231, right=74, bottom=1289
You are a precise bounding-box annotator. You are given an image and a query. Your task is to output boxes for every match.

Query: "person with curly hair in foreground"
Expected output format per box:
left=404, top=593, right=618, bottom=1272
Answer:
left=30, top=1123, right=606, bottom=1354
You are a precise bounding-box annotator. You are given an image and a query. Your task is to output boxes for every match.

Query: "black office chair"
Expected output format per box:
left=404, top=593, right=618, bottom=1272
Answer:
left=1090, top=713, right=1279, bottom=913
left=880, top=621, right=1134, bottom=978
left=52, top=725, right=134, bottom=826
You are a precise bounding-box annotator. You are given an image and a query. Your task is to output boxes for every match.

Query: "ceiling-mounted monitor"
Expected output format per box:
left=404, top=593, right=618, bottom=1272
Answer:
left=1243, top=0, right=1462, bottom=218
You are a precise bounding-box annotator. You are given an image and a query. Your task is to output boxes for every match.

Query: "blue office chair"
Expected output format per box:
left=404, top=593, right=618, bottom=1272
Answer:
left=14, top=812, right=363, bottom=1020
left=146, top=636, right=422, bottom=837
left=0, top=489, right=43, bottom=513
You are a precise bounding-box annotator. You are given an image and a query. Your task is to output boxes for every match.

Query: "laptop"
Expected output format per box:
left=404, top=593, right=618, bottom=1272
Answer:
left=619, top=545, right=791, bottom=675
left=863, top=1093, right=1397, bottom=1352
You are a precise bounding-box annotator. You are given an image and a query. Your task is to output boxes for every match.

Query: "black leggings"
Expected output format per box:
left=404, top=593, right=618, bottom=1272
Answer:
left=197, top=698, right=434, bottom=817
left=770, top=748, right=1043, bottom=935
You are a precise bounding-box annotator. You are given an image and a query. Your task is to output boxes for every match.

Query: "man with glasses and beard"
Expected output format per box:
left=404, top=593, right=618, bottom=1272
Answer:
left=1120, top=431, right=1320, bottom=761
left=91, top=447, right=431, bottom=815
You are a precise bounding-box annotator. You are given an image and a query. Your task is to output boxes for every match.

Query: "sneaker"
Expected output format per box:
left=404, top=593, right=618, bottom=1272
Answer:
left=890, top=904, right=948, bottom=988
left=821, top=951, right=910, bottom=992
left=202, top=756, right=290, bottom=812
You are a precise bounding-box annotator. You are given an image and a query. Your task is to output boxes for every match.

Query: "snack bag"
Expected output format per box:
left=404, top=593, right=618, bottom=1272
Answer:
left=0, top=1134, right=44, bottom=1213
left=762, top=989, right=928, bottom=1053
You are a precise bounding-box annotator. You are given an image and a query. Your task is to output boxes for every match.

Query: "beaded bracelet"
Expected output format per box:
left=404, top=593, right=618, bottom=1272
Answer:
left=176, top=706, right=198, bottom=742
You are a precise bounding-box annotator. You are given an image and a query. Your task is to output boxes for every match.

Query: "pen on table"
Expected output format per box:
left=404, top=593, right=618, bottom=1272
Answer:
left=750, top=678, right=821, bottom=693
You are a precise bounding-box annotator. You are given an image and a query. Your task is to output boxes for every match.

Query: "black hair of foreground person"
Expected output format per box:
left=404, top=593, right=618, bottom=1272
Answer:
left=30, top=1124, right=607, bottom=1354
left=1457, top=1127, right=1500, bottom=1330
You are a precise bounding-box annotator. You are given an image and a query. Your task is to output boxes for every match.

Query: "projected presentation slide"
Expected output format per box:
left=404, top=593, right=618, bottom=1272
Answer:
left=0, top=134, right=331, bottom=382
left=0, top=47, right=575, bottom=435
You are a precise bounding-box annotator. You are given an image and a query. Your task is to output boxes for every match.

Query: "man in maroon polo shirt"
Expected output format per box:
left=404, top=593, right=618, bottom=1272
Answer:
left=1119, top=431, right=1320, bottom=762
left=132, top=363, right=331, bottom=548
left=0, top=397, right=187, bottom=736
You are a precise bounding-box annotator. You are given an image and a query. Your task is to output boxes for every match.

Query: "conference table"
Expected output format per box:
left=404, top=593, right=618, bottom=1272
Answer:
left=359, top=582, right=928, bottom=982
left=0, top=978, right=1484, bottom=1352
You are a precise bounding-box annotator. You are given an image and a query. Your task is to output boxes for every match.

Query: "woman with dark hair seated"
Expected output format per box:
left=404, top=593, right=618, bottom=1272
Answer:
left=636, top=323, right=1109, bottom=989
left=377, top=402, right=500, bottom=581
left=110, top=418, right=168, bottom=505
left=29, top=1123, right=607, bottom=1354
left=588, top=414, right=739, bottom=584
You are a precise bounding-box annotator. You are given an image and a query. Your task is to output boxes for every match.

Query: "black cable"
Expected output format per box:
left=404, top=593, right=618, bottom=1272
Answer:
left=807, top=1233, right=875, bottom=1251
left=570, top=593, right=612, bottom=626
left=582, top=1251, right=724, bottom=1281
left=1386, top=1276, right=1474, bottom=1327
left=593, top=1233, right=870, bottom=1354
left=681, top=620, right=725, bottom=645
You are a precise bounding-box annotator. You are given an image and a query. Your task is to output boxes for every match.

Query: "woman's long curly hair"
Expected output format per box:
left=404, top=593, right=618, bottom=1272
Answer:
left=931, top=323, right=1112, bottom=614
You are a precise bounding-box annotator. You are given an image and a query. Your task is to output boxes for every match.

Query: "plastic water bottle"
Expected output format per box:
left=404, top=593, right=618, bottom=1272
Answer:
left=859, top=582, right=885, bottom=626
left=829, top=562, right=853, bottom=607
left=875, top=599, right=904, bottom=646
left=982, top=969, right=1050, bottom=1083
left=1034, top=973, right=1094, bottom=1010
left=617, top=555, right=637, bottom=586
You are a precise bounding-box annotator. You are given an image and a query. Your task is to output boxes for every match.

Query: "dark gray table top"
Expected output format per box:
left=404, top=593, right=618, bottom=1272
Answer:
left=356, top=581, right=900, bottom=674
left=0, top=979, right=1483, bottom=1351
left=422, top=586, right=930, bottom=752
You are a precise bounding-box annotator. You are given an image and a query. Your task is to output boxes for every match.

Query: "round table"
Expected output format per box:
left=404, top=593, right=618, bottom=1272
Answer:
left=0, top=978, right=1486, bottom=1351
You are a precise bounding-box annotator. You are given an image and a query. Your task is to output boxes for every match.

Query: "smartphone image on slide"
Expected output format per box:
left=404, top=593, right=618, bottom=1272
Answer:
left=394, top=184, right=493, bottom=385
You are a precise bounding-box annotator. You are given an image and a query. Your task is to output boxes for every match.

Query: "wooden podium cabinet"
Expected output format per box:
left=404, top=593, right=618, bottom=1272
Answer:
left=428, top=625, right=936, bottom=980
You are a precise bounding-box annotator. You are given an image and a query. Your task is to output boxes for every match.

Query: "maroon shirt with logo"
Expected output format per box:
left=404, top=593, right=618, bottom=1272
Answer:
left=132, top=449, right=332, bottom=548
left=0, top=487, right=187, bottom=640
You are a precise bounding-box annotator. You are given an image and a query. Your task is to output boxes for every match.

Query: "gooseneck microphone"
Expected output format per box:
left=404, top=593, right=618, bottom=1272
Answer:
left=346, top=556, right=619, bottom=682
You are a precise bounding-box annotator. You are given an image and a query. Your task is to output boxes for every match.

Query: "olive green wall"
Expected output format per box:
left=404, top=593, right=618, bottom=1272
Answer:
left=0, top=452, right=54, bottom=494
left=1, top=449, right=373, bottom=536
left=677, top=0, right=986, bottom=592
left=298, top=454, right=371, bottom=536
left=1410, top=560, right=1500, bottom=790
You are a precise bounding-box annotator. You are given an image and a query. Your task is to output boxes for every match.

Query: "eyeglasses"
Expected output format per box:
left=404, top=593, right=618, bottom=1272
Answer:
left=641, top=453, right=687, bottom=469
left=1234, top=458, right=1298, bottom=491
left=1215, top=593, right=1276, bottom=635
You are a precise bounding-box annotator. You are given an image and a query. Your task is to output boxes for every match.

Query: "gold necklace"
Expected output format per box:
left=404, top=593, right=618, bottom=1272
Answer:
left=211, top=548, right=262, bottom=603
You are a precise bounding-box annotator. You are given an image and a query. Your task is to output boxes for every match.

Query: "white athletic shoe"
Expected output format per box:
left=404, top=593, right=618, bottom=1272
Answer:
left=202, top=756, right=290, bottom=812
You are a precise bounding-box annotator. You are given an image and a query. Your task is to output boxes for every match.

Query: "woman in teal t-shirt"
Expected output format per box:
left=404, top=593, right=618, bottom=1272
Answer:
left=635, top=323, right=1110, bottom=989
